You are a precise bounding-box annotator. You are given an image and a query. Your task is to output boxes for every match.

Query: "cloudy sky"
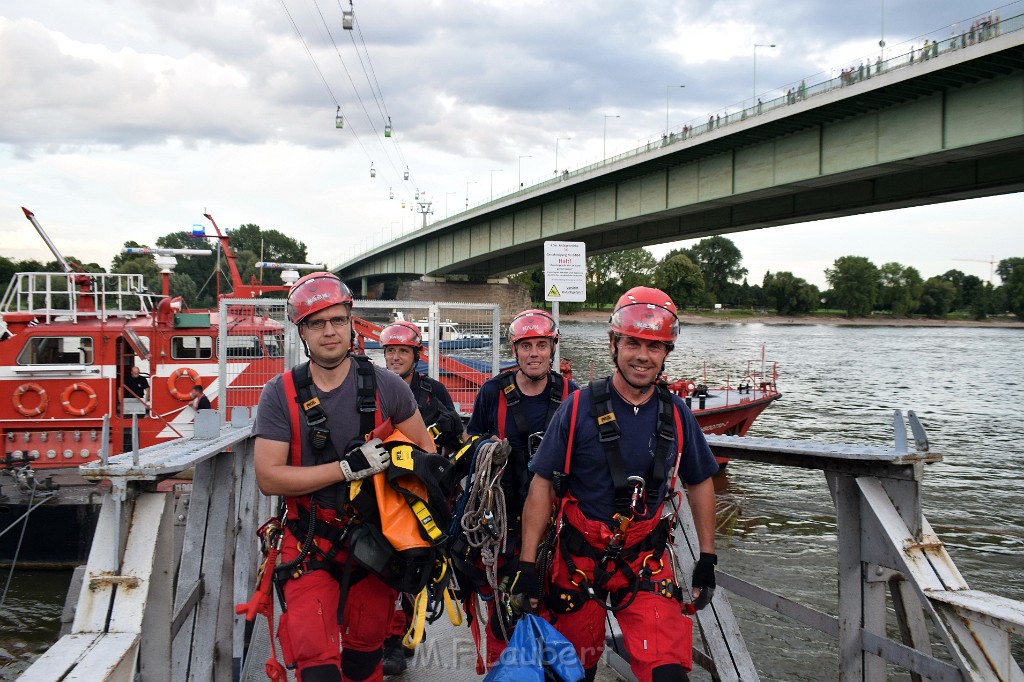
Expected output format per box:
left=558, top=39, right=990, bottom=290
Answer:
left=2, top=0, right=1021, bottom=290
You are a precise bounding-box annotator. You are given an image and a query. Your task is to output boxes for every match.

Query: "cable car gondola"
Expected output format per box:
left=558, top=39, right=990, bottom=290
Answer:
left=342, top=10, right=353, bottom=30
left=403, top=166, right=409, bottom=181
left=384, top=117, right=393, bottom=138
left=370, top=162, right=376, bottom=178
left=389, top=187, right=394, bottom=199
left=335, top=106, right=344, bottom=129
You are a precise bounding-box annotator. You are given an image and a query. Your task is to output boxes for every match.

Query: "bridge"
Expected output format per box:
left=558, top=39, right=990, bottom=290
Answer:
left=337, top=15, right=1024, bottom=294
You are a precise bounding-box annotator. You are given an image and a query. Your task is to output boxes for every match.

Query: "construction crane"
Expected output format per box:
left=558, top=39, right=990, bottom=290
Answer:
left=953, top=255, right=998, bottom=283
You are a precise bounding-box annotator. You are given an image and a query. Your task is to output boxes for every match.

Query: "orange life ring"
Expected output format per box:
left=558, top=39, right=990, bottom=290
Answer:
left=167, top=367, right=200, bottom=402
left=13, top=382, right=49, bottom=417
left=61, top=382, right=98, bottom=417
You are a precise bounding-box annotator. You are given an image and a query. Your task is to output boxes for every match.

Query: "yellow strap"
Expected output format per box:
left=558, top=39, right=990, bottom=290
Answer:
left=411, top=499, right=442, bottom=541
left=403, top=588, right=428, bottom=650
left=444, top=586, right=463, bottom=626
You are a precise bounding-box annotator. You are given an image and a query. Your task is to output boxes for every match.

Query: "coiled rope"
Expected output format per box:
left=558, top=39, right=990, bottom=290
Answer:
left=459, top=439, right=510, bottom=590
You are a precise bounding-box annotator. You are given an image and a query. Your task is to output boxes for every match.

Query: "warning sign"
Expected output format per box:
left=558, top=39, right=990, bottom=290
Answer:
left=544, top=241, right=586, bottom=302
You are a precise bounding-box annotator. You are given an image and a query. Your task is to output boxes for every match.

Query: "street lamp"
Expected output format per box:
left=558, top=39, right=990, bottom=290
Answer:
left=518, top=155, right=532, bottom=188
left=666, top=85, right=685, bottom=132
left=489, top=169, right=503, bottom=199
left=465, top=181, right=477, bottom=209
left=753, top=43, right=776, bottom=104
left=445, top=191, right=457, bottom=217
left=603, top=114, right=620, bottom=160
left=555, top=137, right=571, bottom=174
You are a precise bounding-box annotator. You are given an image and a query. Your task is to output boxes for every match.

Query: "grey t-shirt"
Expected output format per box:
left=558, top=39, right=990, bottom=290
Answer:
left=253, top=359, right=418, bottom=510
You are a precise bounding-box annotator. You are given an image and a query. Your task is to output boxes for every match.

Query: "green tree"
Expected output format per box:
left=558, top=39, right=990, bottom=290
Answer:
left=917, top=277, right=957, bottom=318
left=688, top=236, right=747, bottom=305
left=653, top=254, right=705, bottom=309
left=508, top=268, right=544, bottom=303
left=1000, top=259, right=1024, bottom=319
left=878, top=262, right=923, bottom=316
left=762, top=271, right=820, bottom=315
left=0, top=256, right=16, bottom=286
left=588, top=248, right=657, bottom=307
left=825, top=256, right=880, bottom=317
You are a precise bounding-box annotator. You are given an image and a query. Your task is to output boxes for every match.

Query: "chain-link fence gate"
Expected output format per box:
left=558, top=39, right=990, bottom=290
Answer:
left=217, top=298, right=501, bottom=419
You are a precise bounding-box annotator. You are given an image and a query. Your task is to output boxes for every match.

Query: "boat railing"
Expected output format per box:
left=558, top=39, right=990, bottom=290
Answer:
left=0, top=271, right=152, bottom=323
left=20, top=409, right=1024, bottom=680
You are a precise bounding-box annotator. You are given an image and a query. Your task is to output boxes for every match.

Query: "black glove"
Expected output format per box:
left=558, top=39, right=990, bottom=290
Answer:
left=691, top=552, right=717, bottom=610
left=504, top=560, right=540, bottom=616
left=430, top=409, right=463, bottom=449
left=339, top=437, right=390, bottom=481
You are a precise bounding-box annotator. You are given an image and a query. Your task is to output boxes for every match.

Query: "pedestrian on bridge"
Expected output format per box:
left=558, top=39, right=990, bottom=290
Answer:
left=253, top=272, right=435, bottom=682
left=515, top=287, right=720, bottom=682
left=451, top=308, right=579, bottom=671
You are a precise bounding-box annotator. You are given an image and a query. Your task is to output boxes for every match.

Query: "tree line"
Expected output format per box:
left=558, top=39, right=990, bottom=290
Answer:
left=510, top=236, right=1024, bottom=320
left=1, top=224, right=308, bottom=310
left=4, top=227, right=1022, bottom=320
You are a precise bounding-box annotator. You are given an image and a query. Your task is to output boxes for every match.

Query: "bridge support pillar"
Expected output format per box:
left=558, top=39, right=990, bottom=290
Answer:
left=360, top=276, right=368, bottom=297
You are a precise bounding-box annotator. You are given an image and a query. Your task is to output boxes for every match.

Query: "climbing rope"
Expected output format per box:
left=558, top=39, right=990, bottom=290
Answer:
left=459, top=438, right=511, bottom=590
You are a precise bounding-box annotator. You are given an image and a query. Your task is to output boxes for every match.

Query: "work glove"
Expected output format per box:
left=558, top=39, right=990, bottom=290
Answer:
left=339, top=437, right=390, bottom=481
left=502, top=560, right=540, bottom=616
left=691, top=552, right=717, bottom=610
left=430, top=409, right=464, bottom=449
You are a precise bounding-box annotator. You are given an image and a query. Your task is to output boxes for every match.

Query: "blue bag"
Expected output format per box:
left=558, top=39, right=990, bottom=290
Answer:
left=483, top=613, right=585, bottom=682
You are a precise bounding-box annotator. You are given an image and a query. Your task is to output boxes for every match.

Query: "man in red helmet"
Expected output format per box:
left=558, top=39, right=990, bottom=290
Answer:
left=452, top=308, right=579, bottom=670
left=377, top=319, right=465, bottom=675
left=253, top=272, right=436, bottom=682
left=517, top=287, right=720, bottom=682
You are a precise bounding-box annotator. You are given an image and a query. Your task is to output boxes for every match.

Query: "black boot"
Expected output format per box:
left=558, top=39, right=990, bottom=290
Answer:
left=382, top=636, right=407, bottom=676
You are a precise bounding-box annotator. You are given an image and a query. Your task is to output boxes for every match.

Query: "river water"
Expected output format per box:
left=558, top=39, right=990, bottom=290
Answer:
left=2, top=322, right=1021, bottom=679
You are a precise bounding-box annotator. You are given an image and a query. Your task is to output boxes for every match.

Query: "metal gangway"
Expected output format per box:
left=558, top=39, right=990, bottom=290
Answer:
left=18, top=405, right=1024, bottom=681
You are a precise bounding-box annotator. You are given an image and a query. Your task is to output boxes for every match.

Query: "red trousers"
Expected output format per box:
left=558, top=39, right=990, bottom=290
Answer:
left=548, top=499, right=693, bottom=682
left=277, top=526, right=397, bottom=682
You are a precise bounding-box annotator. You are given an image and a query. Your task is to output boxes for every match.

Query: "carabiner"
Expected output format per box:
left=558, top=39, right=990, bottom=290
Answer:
left=627, top=475, right=647, bottom=517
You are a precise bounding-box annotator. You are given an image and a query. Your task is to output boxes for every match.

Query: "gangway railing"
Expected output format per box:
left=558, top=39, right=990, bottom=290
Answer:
left=19, top=409, right=1024, bottom=680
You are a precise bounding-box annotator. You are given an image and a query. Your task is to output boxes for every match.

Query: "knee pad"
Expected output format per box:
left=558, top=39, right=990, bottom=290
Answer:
left=340, top=647, right=383, bottom=681
left=651, top=663, right=688, bottom=682
left=299, top=664, right=342, bottom=682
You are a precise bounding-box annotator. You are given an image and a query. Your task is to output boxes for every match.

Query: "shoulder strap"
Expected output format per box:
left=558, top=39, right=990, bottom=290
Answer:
left=351, top=354, right=382, bottom=435
left=589, top=378, right=634, bottom=513
left=281, top=366, right=311, bottom=519
left=551, top=388, right=580, bottom=499
left=495, top=368, right=519, bottom=440
left=545, top=371, right=565, bottom=427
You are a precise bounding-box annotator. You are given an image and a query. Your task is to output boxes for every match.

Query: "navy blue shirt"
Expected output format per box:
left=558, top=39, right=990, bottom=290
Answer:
left=467, top=370, right=580, bottom=511
left=530, top=380, right=718, bottom=525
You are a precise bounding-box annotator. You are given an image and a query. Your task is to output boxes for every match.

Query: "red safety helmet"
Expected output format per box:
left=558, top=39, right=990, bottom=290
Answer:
left=286, top=272, right=353, bottom=325
left=609, top=286, right=679, bottom=346
left=379, top=321, right=423, bottom=350
left=508, top=309, right=559, bottom=345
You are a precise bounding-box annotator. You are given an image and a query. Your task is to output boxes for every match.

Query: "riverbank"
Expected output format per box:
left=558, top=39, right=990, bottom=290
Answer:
left=559, top=309, right=1024, bottom=328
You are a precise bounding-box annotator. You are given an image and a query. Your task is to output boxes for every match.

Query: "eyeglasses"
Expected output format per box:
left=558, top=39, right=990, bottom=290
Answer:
left=303, top=315, right=350, bottom=331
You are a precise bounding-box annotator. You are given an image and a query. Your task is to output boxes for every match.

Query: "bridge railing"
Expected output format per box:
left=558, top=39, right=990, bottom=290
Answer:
left=19, top=409, right=1024, bottom=680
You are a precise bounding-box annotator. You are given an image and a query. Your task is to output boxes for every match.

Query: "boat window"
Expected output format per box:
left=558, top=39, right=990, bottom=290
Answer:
left=263, top=333, right=285, bottom=358
left=171, top=335, right=214, bottom=360
left=219, top=336, right=263, bottom=359
left=16, top=336, right=94, bottom=365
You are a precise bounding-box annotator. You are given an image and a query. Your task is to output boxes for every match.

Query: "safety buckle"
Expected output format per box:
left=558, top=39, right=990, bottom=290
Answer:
left=628, top=476, right=647, bottom=517
left=527, top=431, right=544, bottom=459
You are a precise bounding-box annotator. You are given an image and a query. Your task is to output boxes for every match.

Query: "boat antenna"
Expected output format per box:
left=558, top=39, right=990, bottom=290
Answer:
left=21, top=207, right=83, bottom=274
